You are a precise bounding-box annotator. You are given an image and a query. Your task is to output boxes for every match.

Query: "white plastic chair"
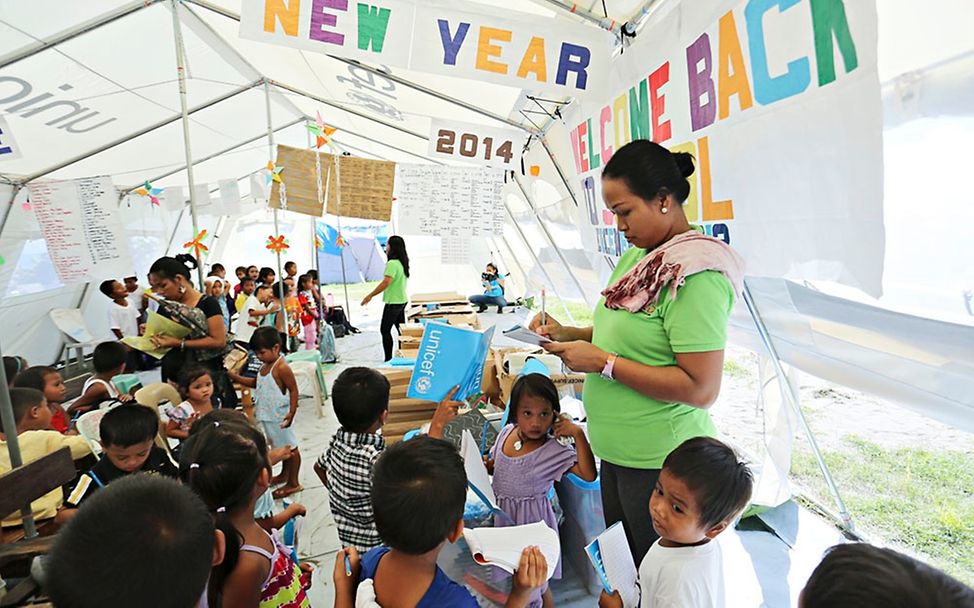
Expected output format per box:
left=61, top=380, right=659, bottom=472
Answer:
left=48, top=308, right=102, bottom=377
left=75, top=406, right=117, bottom=459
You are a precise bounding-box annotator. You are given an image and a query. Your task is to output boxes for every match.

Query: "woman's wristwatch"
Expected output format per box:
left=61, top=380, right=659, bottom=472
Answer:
left=601, top=353, right=618, bottom=380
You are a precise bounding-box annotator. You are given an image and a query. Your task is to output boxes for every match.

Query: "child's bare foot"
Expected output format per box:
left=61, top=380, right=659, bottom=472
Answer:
left=273, top=484, right=304, bottom=499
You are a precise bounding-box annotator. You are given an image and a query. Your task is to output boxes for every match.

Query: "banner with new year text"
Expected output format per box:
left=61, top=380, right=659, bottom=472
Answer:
left=561, top=0, right=884, bottom=296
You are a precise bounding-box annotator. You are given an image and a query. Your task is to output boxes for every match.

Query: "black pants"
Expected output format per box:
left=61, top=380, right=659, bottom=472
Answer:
left=380, top=303, right=407, bottom=361
left=600, top=461, right=661, bottom=565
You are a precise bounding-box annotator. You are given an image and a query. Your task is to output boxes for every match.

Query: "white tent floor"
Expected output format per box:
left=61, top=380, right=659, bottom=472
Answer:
left=243, top=309, right=843, bottom=608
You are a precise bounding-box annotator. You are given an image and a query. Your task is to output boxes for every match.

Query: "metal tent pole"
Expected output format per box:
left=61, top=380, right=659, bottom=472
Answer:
left=263, top=81, right=290, bottom=343
left=170, top=0, right=204, bottom=287
left=0, top=341, right=37, bottom=538
left=742, top=280, right=855, bottom=533
left=502, top=200, right=576, bottom=325
left=331, top=155, right=353, bottom=322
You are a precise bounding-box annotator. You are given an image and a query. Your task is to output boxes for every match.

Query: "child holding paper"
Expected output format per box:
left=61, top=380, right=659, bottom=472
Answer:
left=487, top=373, right=597, bottom=608
left=598, top=437, right=753, bottom=608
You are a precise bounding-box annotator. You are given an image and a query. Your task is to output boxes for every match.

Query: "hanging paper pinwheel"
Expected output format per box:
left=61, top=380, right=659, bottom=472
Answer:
left=134, top=180, right=164, bottom=206
left=313, top=233, right=324, bottom=251
left=335, top=233, right=348, bottom=248
left=266, top=234, right=290, bottom=254
left=306, top=112, right=337, bottom=149
left=265, top=161, right=284, bottom=186
left=183, top=229, right=209, bottom=260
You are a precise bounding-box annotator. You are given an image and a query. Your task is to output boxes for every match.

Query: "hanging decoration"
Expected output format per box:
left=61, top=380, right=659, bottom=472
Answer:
left=134, top=180, right=164, bottom=206
left=306, top=112, right=337, bottom=149
left=313, top=232, right=324, bottom=251
left=183, top=229, right=209, bottom=261
left=335, top=233, right=348, bottom=248
left=265, top=161, right=284, bottom=185
left=266, top=234, right=290, bottom=254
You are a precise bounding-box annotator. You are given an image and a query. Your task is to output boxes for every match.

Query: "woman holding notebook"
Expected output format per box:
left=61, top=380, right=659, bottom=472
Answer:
left=530, top=140, right=744, bottom=564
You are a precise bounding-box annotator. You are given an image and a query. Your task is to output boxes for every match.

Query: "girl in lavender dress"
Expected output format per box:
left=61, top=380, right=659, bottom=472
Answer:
left=487, top=373, right=598, bottom=607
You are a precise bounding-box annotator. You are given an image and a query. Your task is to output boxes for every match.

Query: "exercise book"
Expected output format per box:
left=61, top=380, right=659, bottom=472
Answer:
left=585, top=522, right=639, bottom=606
left=463, top=521, right=561, bottom=581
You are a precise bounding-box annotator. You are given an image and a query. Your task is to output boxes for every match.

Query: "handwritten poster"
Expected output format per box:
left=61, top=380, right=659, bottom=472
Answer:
left=218, top=179, right=242, bottom=216
left=396, top=165, right=504, bottom=237
left=269, top=145, right=396, bottom=221
left=27, top=176, right=132, bottom=284
left=0, top=115, right=21, bottom=161
left=441, top=235, right=471, bottom=265
left=428, top=119, right=527, bottom=169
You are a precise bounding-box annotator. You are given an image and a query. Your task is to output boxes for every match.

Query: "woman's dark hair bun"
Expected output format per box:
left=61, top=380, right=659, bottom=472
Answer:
left=174, top=253, right=199, bottom=270
left=672, top=152, right=695, bottom=179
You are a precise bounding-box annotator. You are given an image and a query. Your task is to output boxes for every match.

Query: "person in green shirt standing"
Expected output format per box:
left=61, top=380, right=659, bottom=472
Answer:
left=529, top=140, right=744, bottom=564
left=362, top=235, right=410, bottom=361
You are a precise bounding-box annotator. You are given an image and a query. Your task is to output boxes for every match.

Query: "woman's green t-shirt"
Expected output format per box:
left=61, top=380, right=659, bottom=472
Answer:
left=383, top=259, right=407, bottom=304
left=583, top=246, right=735, bottom=469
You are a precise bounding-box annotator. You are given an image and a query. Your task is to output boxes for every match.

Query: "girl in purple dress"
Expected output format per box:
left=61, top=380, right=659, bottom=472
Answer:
left=487, top=373, right=598, bottom=607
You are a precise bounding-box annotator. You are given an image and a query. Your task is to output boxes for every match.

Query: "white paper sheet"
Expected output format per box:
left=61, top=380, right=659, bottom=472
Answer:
left=460, top=429, right=498, bottom=512
left=502, top=324, right=552, bottom=346
left=463, top=521, right=560, bottom=581
left=587, top=522, right=639, bottom=607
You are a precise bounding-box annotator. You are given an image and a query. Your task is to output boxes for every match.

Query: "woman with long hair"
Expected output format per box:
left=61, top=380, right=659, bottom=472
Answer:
left=147, top=254, right=237, bottom=408
left=361, top=235, right=410, bottom=361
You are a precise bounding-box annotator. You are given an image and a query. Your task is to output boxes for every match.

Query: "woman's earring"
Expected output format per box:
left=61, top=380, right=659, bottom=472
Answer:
left=179, top=285, right=186, bottom=295
left=661, top=205, right=668, bottom=214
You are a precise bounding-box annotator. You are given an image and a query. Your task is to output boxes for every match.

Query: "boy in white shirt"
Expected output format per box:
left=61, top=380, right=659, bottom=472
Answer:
left=100, top=279, right=140, bottom=340
left=600, top=437, right=753, bottom=608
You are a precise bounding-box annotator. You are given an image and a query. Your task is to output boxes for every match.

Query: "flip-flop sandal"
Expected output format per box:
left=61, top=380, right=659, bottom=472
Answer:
left=273, top=485, right=304, bottom=499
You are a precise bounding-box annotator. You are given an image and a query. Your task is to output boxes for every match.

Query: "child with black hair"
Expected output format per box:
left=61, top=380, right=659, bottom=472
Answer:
left=234, top=265, right=248, bottom=296
left=45, top=475, right=224, bottom=608
left=100, top=279, right=141, bottom=340
left=14, top=366, right=70, bottom=433
left=315, top=367, right=462, bottom=552
left=599, top=436, right=754, bottom=608
left=69, top=341, right=133, bottom=416
left=486, top=372, right=597, bottom=608
left=57, top=404, right=177, bottom=522
left=1, top=388, right=92, bottom=528
left=3, top=354, right=28, bottom=387
left=259, top=266, right=276, bottom=287
left=297, top=274, right=318, bottom=350
left=333, top=436, right=549, bottom=608
left=180, top=415, right=310, bottom=607
left=189, top=410, right=307, bottom=534
left=165, top=367, right=215, bottom=441
left=228, top=327, right=302, bottom=499
left=800, top=542, right=974, bottom=608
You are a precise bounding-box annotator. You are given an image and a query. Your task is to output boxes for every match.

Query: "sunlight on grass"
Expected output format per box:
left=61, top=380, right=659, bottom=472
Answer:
left=792, top=436, right=974, bottom=585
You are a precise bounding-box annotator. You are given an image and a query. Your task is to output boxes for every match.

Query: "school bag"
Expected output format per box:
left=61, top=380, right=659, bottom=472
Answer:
left=318, top=323, right=337, bottom=363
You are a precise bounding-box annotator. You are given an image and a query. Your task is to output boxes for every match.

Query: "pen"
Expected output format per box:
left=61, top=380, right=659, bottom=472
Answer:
left=480, top=420, right=489, bottom=456
left=541, top=288, right=546, bottom=326
left=344, top=549, right=352, bottom=576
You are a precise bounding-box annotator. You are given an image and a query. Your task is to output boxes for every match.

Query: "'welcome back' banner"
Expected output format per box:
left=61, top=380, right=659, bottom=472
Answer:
left=239, top=0, right=613, bottom=98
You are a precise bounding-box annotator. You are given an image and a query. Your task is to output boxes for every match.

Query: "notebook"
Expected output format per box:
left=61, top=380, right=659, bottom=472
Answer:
left=584, top=522, right=639, bottom=605
left=407, top=322, right=495, bottom=402
left=463, top=521, right=561, bottom=581
left=121, top=310, right=191, bottom=359
left=502, top=324, right=552, bottom=346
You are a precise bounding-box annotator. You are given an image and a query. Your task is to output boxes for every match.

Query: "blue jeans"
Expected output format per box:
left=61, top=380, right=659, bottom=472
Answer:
left=469, top=294, right=507, bottom=311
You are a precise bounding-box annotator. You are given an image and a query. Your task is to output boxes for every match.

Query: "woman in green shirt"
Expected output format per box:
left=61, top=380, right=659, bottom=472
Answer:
left=529, top=140, right=744, bottom=563
left=361, top=235, right=410, bottom=361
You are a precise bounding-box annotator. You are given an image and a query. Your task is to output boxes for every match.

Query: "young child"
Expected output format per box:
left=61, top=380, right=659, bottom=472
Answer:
left=599, top=437, right=754, bottom=608
left=229, top=327, right=302, bottom=499
left=236, top=276, right=256, bottom=313
left=234, top=265, right=248, bottom=296
left=14, top=366, right=70, bottom=433
left=297, top=274, right=318, bottom=350
left=284, top=261, right=298, bottom=281
left=0, top=388, right=92, bottom=528
left=333, top=436, right=549, bottom=608
left=487, top=372, right=597, bottom=608
left=207, top=274, right=231, bottom=330
left=46, top=475, right=222, bottom=608
left=165, top=367, right=215, bottom=441
left=100, top=279, right=141, bottom=341
left=315, top=368, right=462, bottom=553
left=3, top=355, right=28, bottom=387
left=123, top=275, right=148, bottom=317
left=58, top=404, right=177, bottom=522
left=69, top=341, right=132, bottom=416
left=190, top=410, right=307, bottom=534
left=800, top=542, right=974, bottom=607
left=284, top=278, right=301, bottom=352
left=180, top=415, right=310, bottom=608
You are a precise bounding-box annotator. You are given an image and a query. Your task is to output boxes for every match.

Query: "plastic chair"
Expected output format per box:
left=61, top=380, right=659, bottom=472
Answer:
left=285, top=350, right=329, bottom=414
left=134, top=383, right=181, bottom=452
left=112, top=373, right=141, bottom=395
left=75, top=407, right=119, bottom=458
left=48, top=308, right=101, bottom=377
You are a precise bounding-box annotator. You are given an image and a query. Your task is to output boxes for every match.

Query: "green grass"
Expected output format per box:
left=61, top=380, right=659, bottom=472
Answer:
left=528, top=295, right=594, bottom=326
left=791, top=436, right=974, bottom=585
left=722, top=359, right=753, bottom=380
left=320, top=281, right=379, bottom=303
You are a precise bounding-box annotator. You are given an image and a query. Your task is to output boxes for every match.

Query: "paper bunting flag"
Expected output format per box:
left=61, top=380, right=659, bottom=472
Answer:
left=134, top=180, right=164, bottom=206
left=265, top=161, right=284, bottom=185
left=305, top=112, right=337, bottom=149
left=266, top=234, right=290, bottom=254
left=183, top=229, right=209, bottom=260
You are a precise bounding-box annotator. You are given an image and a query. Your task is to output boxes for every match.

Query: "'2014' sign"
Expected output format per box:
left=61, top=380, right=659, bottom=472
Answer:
left=427, top=119, right=526, bottom=169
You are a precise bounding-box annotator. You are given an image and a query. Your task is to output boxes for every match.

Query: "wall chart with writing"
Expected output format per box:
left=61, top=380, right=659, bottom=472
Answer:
left=396, top=165, right=504, bottom=237
left=27, top=176, right=132, bottom=284
left=427, top=119, right=526, bottom=169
